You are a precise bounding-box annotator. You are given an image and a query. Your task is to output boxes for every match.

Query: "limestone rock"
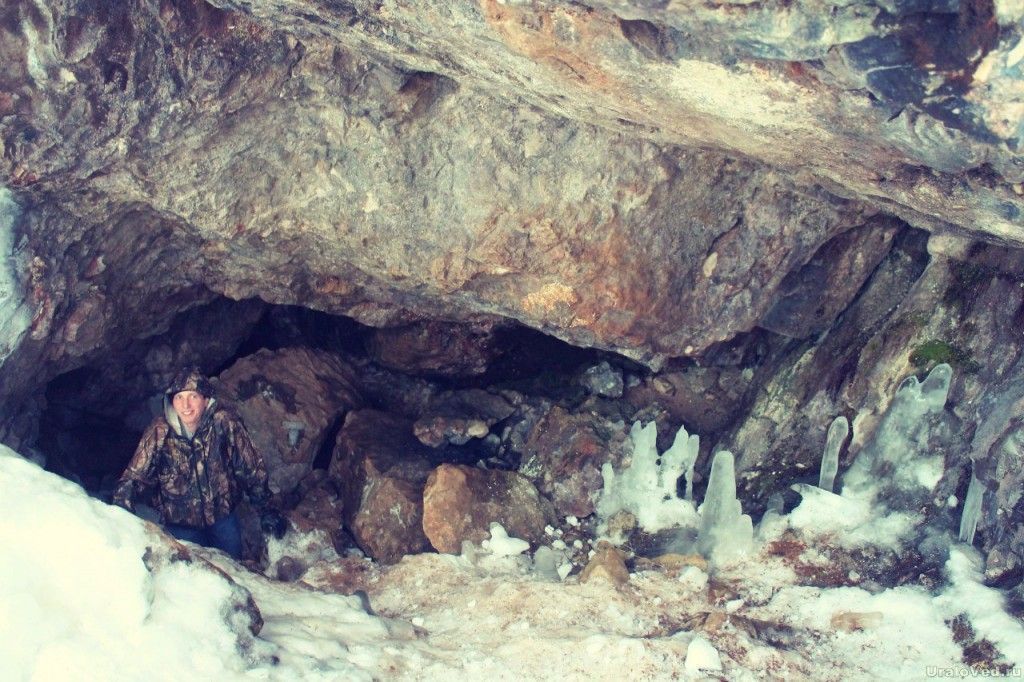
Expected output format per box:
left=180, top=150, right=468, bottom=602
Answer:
left=218, top=347, right=363, bottom=495
left=519, top=406, right=630, bottom=517
left=330, top=410, right=434, bottom=563
left=759, top=218, right=900, bottom=339
left=579, top=541, right=630, bottom=586
left=421, top=464, right=555, bottom=554
left=579, top=361, right=624, bottom=399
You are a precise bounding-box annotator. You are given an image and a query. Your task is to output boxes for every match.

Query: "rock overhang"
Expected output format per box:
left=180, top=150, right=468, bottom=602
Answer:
left=1, top=0, right=1023, bottom=397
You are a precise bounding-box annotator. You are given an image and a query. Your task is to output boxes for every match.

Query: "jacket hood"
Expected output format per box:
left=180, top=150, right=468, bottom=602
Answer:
left=164, top=394, right=217, bottom=438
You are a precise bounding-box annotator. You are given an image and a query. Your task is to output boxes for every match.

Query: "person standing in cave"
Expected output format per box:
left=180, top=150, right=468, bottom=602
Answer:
left=112, top=367, right=287, bottom=560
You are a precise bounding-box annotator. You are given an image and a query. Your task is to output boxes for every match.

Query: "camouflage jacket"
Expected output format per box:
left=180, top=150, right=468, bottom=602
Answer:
left=113, top=400, right=271, bottom=527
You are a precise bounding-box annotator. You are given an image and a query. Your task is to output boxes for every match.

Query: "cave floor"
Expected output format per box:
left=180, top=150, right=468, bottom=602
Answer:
left=198, top=526, right=1022, bottom=681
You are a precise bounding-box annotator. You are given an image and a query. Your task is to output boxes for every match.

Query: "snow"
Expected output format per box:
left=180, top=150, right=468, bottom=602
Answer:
left=0, top=445, right=266, bottom=681
left=4, top=369, right=1024, bottom=681
left=788, top=484, right=918, bottom=549
left=937, top=547, right=1024, bottom=667
left=684, top=636, right=722, bottom=675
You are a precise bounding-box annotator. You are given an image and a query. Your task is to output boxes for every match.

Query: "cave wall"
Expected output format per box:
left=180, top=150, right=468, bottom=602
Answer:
left=2, top=0, right=1024, bottom=579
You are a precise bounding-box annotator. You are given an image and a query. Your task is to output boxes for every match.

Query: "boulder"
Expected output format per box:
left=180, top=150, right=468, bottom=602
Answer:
left=330, top=410, right=434, bottom=563
left=579, top=541, right=630, bottom=586
left=518, top=406, right=630, bottom=517
left=422, top=463, right=556, bottom=553
left=413, top=389, right=516, bottom=448
left=286, top=470, right=347, bottom=550
left=217, top=347, right=363, bottom=495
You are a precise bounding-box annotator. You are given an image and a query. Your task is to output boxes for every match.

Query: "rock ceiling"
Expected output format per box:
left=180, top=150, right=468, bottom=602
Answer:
left=1, top=0, right=1022, bottom=376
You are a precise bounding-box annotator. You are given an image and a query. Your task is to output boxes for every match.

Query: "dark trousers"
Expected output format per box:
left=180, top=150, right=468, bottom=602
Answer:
left=165, top=512, right=243, bottom=559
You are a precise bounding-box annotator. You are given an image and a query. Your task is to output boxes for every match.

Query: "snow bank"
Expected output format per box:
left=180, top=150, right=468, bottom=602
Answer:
left=0, top=443, right=398, bottom=681
left=788, top=484, right=918, bottom=549
left=936, top=547, right=1024, bottom=667
left=0, top=445, right=262, bottom=681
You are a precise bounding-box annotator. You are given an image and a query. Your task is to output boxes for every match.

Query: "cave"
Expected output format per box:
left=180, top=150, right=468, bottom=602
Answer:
left=4, top=0, right=1024, bottom=676
left=32, top=296, right=623, bottom=496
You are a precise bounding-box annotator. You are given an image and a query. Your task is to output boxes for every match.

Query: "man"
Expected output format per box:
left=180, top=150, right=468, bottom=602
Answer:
left=113, top=367, right=286, bottom=559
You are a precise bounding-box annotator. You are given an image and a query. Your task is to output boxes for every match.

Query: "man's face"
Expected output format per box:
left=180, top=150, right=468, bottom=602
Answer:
left=172, top=390, right=209, bottom=431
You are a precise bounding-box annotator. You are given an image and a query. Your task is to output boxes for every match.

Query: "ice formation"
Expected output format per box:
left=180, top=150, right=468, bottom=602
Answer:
left=841, top=363, right=953, bottom=503
left=0, top=187, right=31, bottom=365
left=597, top=421, right=700, bottom=536
left=818, top=416, right=849, bottom=492
left=695, top=450, right=753, bottom=563
left=481, top=523, right=530, bottom=557
left=959, top=469, right=983, bottom=545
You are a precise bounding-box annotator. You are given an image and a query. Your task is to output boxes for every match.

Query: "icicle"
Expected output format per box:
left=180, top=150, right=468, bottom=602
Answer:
left=920, top=363, right=953, bottom=414
left=283, top=420, right=306, bottom=448
left=696, top=450, right=753, bottom=563
left=959, top=468, right=983, bottom=545
left=818, top=416, right=849, bottom=493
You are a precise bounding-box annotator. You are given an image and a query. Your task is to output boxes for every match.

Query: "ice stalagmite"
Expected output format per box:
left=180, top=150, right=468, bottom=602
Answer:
left=662, top=423, right=699, bottom=501
left=818, top=416, right=849, bottom=493
left=597, top=421, right=699, bottom=538
left=696, top=450, right=753, bottom=564
left=0, top=187, right=31, bottom=365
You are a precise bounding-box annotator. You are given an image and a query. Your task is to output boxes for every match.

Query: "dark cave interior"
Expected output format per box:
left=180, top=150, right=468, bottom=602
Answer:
left=35, top=297, right=630, bottom=497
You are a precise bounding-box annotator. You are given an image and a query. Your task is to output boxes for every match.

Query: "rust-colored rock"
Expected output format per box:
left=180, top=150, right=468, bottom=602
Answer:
left=217, top=347, right=363, bottom=495
left=366, top=320, right=504, bottom=377
left=330, top=410, right=434, bottom=563
left=579, top=541, right=630, bottom=586
left=421, top=463, right=555, bottom=554
left=519, top=406, right=629, bottom=517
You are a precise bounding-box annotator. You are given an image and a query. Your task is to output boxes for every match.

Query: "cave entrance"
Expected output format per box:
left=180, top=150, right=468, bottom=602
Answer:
left=36, top=296, right=618, bottom=500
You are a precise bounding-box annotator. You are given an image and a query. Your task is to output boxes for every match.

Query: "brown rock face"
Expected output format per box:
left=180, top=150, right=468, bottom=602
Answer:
left=329, top=410, right=434, bottom=563
left=421, top=464, right=555, bottom=553
left=519, top=406, right=630, bottom=518
left=366, top=320, right=504, bottom=377
left=218, top=347, right=363, bottom=495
